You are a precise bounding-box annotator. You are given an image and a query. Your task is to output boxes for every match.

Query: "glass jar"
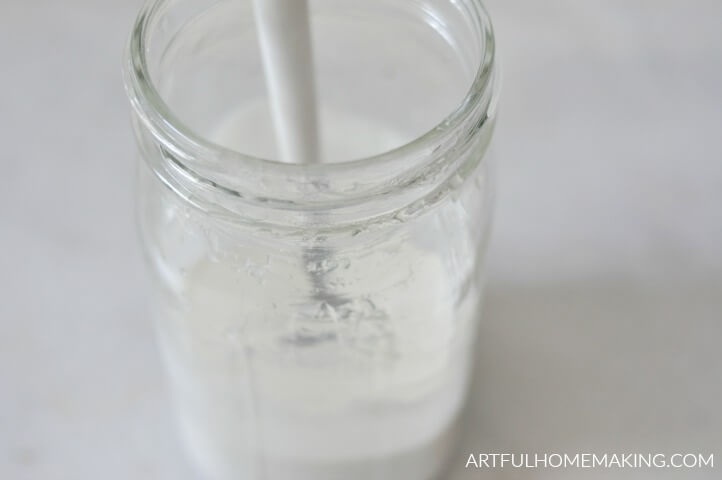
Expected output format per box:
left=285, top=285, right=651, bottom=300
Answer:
left=123, top=0, right=499, bottom=479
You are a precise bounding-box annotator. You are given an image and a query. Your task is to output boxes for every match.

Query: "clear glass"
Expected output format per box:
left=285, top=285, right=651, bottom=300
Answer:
left=124, top=0, right=499, bottom=479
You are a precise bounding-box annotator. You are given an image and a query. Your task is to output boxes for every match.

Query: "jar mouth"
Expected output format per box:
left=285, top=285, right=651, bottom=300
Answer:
left=123, top=0, right=499, bottom=231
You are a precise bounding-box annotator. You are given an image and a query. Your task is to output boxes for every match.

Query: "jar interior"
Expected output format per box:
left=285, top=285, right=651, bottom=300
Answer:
left=145, top=0, right=482, bottom=163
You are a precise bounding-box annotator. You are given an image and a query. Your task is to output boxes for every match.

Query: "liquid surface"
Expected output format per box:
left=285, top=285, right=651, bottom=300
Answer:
left=213, top=100, right=408, bottom=163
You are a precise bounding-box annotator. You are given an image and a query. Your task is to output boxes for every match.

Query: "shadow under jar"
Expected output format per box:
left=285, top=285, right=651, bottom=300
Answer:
left=124, top=0, right=499, bottom=479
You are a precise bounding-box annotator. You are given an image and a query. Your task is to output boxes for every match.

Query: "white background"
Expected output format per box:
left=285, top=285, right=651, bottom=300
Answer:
left=1, top=1, right=720, bottom=479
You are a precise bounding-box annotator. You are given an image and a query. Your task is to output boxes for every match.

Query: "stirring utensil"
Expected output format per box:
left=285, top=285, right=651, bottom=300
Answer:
left=252, top=0, right=320, bottom=164
left=252, top=0, right=344, bottom=311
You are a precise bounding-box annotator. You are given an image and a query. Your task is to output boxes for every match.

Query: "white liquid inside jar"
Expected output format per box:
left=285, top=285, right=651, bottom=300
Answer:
left=162, top=253, right=474, bottom=480
left=150, top=107, right=481, bottom=479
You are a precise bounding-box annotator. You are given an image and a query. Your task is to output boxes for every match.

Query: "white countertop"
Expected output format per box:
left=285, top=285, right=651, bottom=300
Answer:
left=2, top=1, right=721, bottom=479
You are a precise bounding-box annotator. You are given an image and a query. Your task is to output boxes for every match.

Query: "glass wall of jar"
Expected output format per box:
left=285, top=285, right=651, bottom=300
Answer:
left=124, top=0, right=499, bottom=479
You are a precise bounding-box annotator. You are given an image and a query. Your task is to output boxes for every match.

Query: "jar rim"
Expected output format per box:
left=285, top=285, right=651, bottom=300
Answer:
left=123, top=0, right=499, bottom=231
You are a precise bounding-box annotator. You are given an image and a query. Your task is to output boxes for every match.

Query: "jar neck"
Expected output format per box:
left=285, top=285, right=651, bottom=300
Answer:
left=124, top=0, right=499, bottom=234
